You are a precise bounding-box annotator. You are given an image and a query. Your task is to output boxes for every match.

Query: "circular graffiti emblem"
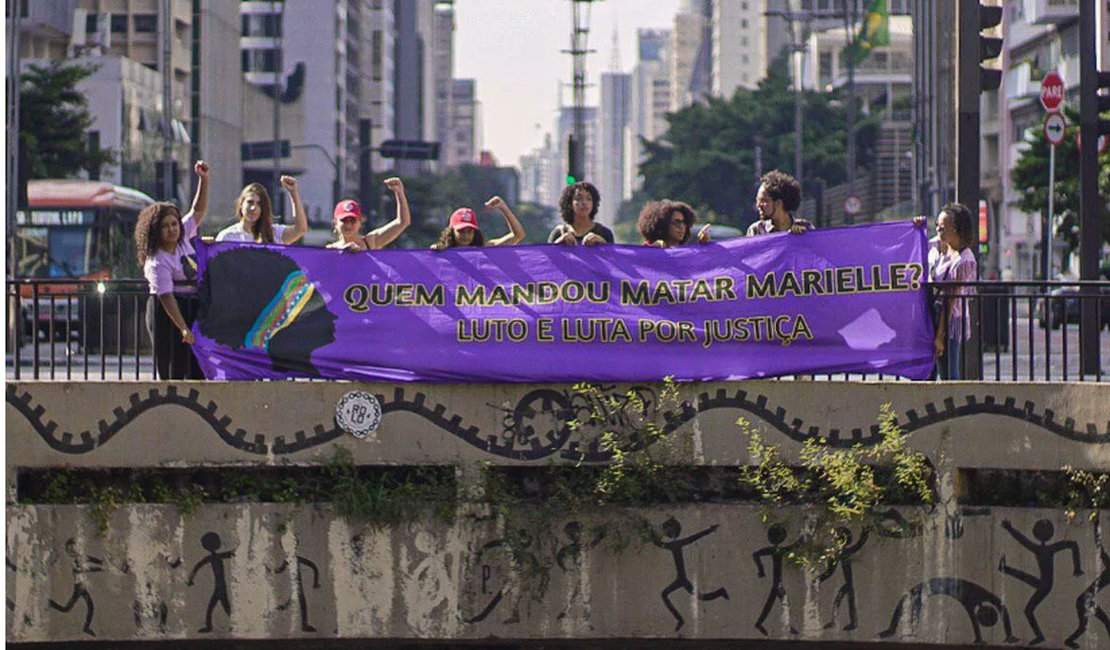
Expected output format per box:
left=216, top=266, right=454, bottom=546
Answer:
left=335, top=391, right=382, bottom=439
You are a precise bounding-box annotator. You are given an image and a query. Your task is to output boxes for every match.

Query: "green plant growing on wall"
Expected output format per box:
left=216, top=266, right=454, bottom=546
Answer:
left=739, top=404, right=934, bottom=568
left=1062, top=466, right=1110, bottom=520
left=326, top=446, right=457, bottom=527
left=475, top=377, right=697, bottom=597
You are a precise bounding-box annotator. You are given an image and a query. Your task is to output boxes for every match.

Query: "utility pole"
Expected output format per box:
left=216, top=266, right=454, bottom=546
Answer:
left=160, top=0, right=174, bottom=200
left=271, top=0, right=284, bottom=221
left=839, top=0, right=859, bottom=190
left=564, top=0, right=599, bottom=183
left=8, top=0, right=23, bottom=280
left=1078, top=0, right=1107, bottom=375
left=764, top=7, right=813, bottom=187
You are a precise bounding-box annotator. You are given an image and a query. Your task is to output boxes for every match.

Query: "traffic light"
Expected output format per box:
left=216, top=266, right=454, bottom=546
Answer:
left=978, top=4, right=1003, bottom=91
left=565, top=134, right=582, bottom=185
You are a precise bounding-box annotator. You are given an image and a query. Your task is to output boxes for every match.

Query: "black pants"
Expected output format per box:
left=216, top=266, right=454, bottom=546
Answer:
left=146, top=295, right=203, bottom=380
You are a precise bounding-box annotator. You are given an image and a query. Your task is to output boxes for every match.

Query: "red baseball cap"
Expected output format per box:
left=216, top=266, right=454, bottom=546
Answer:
left=333, top=199, right=362, bottom=222
left=449, top=208, right=479, bottom=231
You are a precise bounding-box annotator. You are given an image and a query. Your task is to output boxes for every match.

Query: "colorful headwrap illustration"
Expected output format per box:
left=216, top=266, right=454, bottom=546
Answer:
left=197, top=248, right=336, bottom=377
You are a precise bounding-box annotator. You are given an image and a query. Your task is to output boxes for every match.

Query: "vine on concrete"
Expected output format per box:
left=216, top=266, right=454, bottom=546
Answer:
left=739, top=403, right=935, bottom=568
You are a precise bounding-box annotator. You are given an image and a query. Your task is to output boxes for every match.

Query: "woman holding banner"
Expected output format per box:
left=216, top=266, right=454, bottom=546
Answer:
left=328, top=177, right=411, bottom=252
left=548, top=181, right=614, bottom=246
left=137, top=160, right=210, bottom=380
left=215, top=176, right=307, bottom=244
left=431, top=196, right=525, bottom=250
left=638, top=199, right=711, bottom=248
left=931, top=203, right=977, bottom=380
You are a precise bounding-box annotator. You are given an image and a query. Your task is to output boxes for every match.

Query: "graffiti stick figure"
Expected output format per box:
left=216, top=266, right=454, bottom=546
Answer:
left=555, top=521, right=604, bottom=622
left=879, top=577, right=1018, bottom=645
left=998, top=519, right=1083, bottom=645
left=47, top=539, right=102, bottom=637
left=186, top=532, right=235, bottom=633
left=654, top=517, right=729, bottom=632
left=753, top=524, right=801, bottom=636
left=276, top=556, right=321, bottom=633
left=1064, top=543, right=1110, bottom=648
left=818, top=527, right=870, bottom=631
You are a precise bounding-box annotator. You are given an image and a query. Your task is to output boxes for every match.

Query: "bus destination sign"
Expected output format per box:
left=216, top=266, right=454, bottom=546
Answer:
left=16, top=210, right=97, bottom=227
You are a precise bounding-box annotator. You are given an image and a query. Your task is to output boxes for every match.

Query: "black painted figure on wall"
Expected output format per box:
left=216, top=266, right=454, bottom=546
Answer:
left=998, top=519, right=1083, bottom=645
left=753, top=524, right=802, bottom=636
left=276, top=556, right=320, bottom=633
left=186, top=532, right=235, bottom=633
left=555, top=521, right=604, bottom=624
left=7, top=556, right=17, bottom=612
left=464, top=529, right=544, bottom=625
left=879, top=577, right=1019, bottom=645
left=818, top=527, right=870, bottom=631
left=47, top=538, right=102, bottom=637
left=654, top=517, right=729, bottom=632
left=1064, top=542, right=1110, bottom=648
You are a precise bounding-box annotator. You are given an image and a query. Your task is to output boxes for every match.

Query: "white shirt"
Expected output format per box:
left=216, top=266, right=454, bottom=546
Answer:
left=215, top=221, right=289, bottom=243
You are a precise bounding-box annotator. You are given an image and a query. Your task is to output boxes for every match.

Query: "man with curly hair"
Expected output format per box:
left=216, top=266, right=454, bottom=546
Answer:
left=747, top=170, right=813, bottom=236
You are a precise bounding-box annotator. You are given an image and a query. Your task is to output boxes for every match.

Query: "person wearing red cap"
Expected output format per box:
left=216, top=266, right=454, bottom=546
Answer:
left=431, top=196, right=525, bottom=251
left=327, top=177, right=410, bottom=251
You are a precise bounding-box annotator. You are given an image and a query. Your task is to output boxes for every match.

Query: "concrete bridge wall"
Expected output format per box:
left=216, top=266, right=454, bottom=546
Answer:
left=6, top=380, right=1110, bottom=647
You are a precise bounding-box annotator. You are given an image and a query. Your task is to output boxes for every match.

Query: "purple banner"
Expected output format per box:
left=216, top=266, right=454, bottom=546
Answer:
left=192, top=221, right=934, bottom=382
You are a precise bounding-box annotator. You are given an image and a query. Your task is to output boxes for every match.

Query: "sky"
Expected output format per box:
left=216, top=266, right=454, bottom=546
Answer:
left=454, top=0, right=683, bottom=168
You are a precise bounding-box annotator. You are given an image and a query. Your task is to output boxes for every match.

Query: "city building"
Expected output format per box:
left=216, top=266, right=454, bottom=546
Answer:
left=448, top=78, right=479, bottom=167
left=997, top=1, right=1082, bottom=281
left=519, top=134, right=563, bottom=208
left=627, top=28, right=672, bottom=198
left=597, top=72, right=631, bottom=227
left=367, top=1, right=396, bottom=176
left=671, top=0, right=711, bottom=110
left=712, top=0, right=767, bottom=97
left=191, top=0, right=243, bottom=213
left=13, top=0, right=78, bottom=60
left=394, top=0, right=439, bottom=176
left=433, top=4, right=456, bottom=170
left=73, top=55, right=191, bottom=197
left=798, top=16, right=915, bottom=220
left=77, top=0, right=193, bottom=129
left=240, top=0, right=380, bottom=221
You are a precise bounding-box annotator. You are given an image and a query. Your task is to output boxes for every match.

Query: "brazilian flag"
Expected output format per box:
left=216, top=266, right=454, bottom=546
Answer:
left=846, top=0, right=890, bottom=64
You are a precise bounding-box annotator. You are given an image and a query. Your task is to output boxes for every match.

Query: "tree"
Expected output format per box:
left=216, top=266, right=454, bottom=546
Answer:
left=636, top=66, right=878, bottom=230
left=1010, top=107, right=1110, bottom=267
left=19, top=61, right=115, bottom=179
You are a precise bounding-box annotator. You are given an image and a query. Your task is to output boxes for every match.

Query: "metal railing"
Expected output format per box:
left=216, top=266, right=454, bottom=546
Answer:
left=7, top=278, right=154, bottom=380
left=6, top=279, right=1110, bottom=382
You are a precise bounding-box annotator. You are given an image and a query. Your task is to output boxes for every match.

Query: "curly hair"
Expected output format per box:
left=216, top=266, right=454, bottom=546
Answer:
left=939, top=202, right=974, bottom=249
left=558, top=181, right=600, bottom=224
left=758, top=170, right=802, bottom=213
left=638, top=199, right=697, bottom=245
left=234, top=183, right=276, bottom=244
left=135, top=202, right=182, bottom=265
left=431, top=225, right=486, bottom=251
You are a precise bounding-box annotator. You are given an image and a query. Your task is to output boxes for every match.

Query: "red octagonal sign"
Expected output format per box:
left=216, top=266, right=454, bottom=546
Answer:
left=1041, top=71, right=1065, bottom=112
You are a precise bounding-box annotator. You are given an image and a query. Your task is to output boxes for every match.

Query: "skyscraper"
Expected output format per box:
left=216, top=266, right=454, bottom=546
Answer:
left=598, top=72, right=632, bottom=226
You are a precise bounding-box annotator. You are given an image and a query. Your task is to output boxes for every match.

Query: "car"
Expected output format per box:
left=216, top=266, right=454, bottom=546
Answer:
left=1037, top=286, right=1110, bottom=330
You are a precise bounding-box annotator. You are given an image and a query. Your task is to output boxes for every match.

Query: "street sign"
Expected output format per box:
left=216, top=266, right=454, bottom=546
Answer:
left=843, top=195, right=862, bottom=215
left=1040, top=71, right=1065, bottom=112
left=241, top=140, right=290, bottom=161
left=379, top=139, right=441, bottom=160
left=1044, top=112, right=1067, bottom=146
left=1076, top=131, right=1110, bottom=155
